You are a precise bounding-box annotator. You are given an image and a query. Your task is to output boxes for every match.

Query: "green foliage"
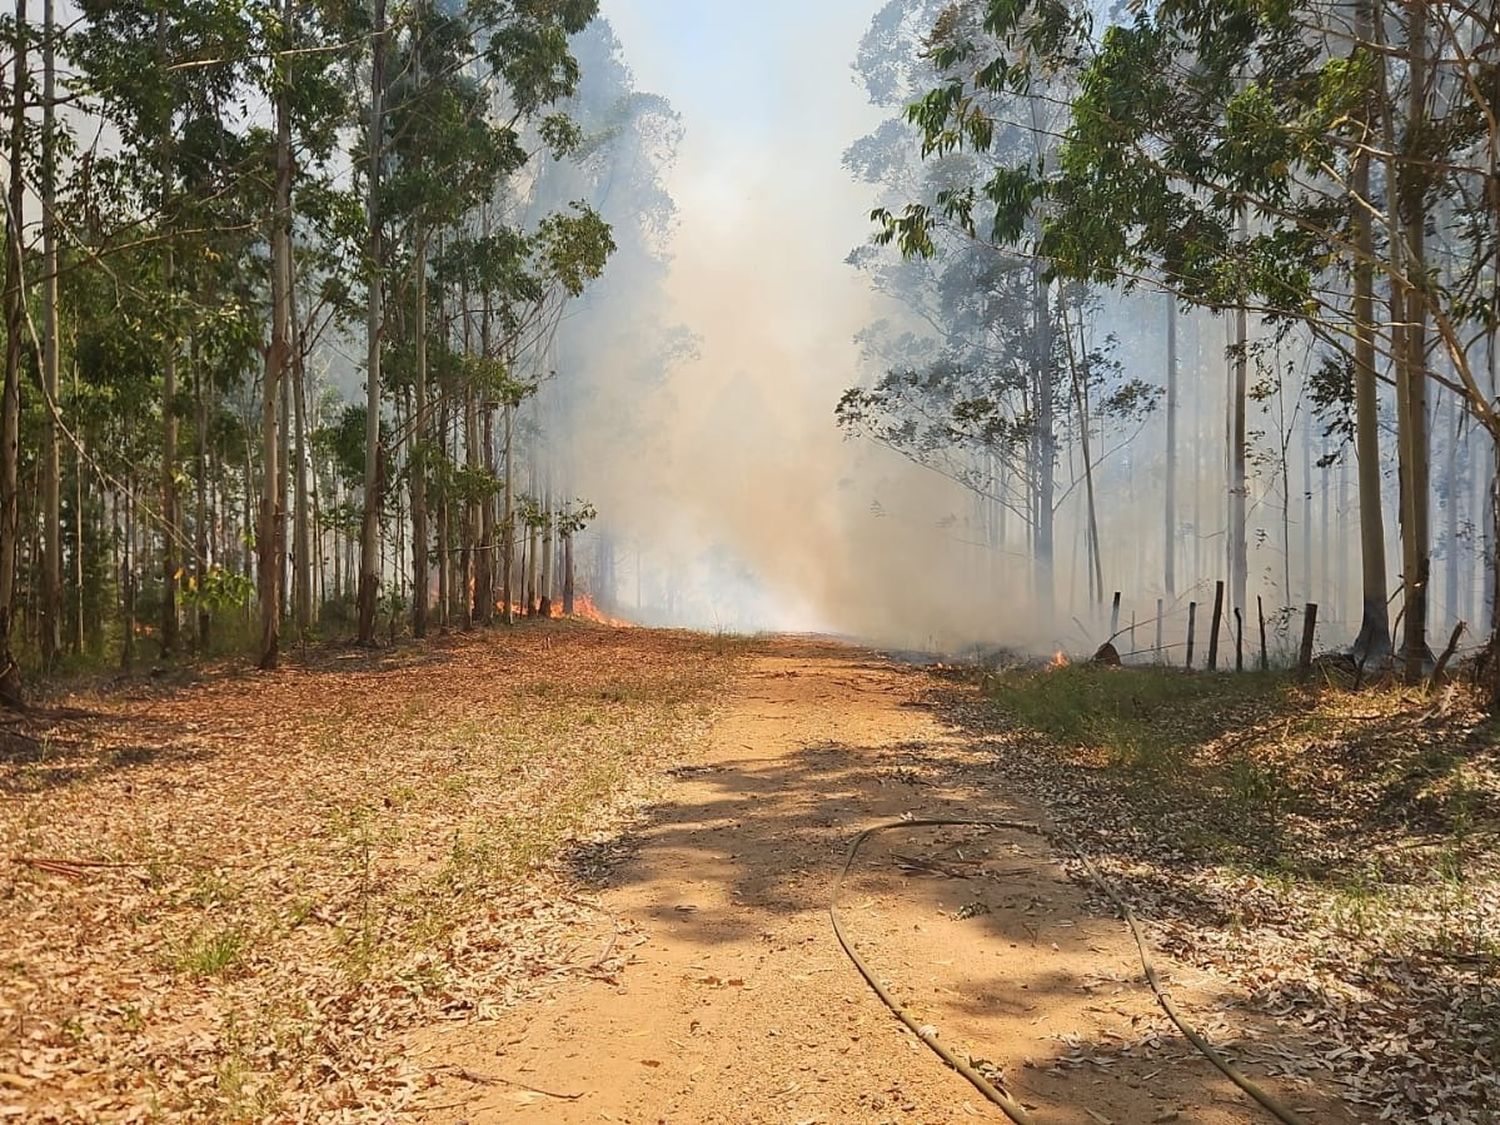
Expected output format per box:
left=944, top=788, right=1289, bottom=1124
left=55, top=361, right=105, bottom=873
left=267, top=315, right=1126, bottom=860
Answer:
left=534, top=202, right=615, bottom=296
left=181, top=567, right=256, bottom=615
left=988, top=664, right=1288, bottom=774
left=315, top=405, right=389, bottom=490
left=555, top=500, right=597, bottom=536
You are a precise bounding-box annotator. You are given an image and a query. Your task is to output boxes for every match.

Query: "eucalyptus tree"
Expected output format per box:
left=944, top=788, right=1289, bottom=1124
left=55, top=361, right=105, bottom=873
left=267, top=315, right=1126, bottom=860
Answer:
left=512, top=15, right=685, bottom=619
left=845, top=0, right=1098, bottom=614
left=882, top=0, right=1500, bottom=683
left=73, top=0, right=257, bottom=661
left=1, top=0, right=28, bottom=704
left=354, top=0, right=601, bottom=642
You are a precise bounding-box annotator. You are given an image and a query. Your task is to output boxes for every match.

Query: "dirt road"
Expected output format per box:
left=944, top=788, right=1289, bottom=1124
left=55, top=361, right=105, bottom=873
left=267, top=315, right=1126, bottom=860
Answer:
left=412, top=639, right=1350, bottom=1124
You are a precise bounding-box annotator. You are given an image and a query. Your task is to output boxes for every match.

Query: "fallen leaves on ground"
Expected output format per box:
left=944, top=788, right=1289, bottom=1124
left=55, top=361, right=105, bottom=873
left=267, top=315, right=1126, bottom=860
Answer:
left=0, top=623, right=740, bottom=1121
left=941, top=666, right=1500, bottom=1124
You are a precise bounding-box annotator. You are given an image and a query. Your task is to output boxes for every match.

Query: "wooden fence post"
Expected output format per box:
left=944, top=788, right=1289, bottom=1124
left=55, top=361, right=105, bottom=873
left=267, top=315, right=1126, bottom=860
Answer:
left=1257, top=595, right=1269, bottom=671
left=1234, top=607, right=1245, bottom=671
left=1186, top=602, right=1197, bottom=669
left=1298, top=603, right=1318, bottom=677
left=1208, top=581, right=1225, bottom=670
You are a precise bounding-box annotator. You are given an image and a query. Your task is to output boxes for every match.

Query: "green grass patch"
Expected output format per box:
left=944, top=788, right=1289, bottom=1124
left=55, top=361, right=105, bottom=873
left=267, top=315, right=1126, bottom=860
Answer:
left=988, top=664, right=1289, bottom=774
left=170, top=925, right=248, bottom=978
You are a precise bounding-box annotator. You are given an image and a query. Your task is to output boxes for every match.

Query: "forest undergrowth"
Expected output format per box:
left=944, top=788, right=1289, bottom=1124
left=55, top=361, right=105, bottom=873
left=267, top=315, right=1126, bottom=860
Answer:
left=949, top=662, right=1500, bottom=1122
left=0, top=623, right=743, bottom=1121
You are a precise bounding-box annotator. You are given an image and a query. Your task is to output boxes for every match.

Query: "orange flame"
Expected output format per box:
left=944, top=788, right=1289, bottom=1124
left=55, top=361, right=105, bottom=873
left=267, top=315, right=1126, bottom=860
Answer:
left=493, top=593, right=630, bottom=627
left=1049, top=650, right=1070, bottom=669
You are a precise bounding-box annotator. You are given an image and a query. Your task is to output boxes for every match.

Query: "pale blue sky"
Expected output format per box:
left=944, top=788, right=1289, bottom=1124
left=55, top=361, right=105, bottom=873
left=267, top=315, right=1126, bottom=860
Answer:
left=601, top=1, right=886, bottom=143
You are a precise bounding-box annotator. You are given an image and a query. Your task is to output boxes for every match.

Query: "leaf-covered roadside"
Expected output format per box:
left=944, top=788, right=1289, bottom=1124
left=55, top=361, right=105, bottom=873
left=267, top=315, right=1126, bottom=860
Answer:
left=0, top=625, right=741, bottom=1121
left=940, top=665, right=1500, bottom=1124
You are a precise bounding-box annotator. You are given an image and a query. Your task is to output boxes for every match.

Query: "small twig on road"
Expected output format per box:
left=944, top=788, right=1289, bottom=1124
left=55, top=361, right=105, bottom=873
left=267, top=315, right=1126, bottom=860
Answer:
left=432, top=1064, right=584, bottom=1101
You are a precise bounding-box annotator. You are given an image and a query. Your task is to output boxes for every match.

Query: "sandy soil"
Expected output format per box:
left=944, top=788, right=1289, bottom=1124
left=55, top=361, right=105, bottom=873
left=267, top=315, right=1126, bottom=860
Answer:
left=408, top=639, right=1353, bottom=1124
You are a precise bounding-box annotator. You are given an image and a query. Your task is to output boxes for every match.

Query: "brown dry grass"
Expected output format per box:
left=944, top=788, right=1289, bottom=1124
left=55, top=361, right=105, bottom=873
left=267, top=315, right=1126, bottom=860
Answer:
left=0, top=623, right=745, bottom=1121
left=952, top=664, right=1500, bottom=1121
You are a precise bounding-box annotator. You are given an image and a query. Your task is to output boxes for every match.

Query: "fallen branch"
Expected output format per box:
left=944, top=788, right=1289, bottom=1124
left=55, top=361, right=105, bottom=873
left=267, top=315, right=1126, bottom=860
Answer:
left=1431, top=621, right=1466, bottom=684
left=432, top=1064, right=583, bottom=1101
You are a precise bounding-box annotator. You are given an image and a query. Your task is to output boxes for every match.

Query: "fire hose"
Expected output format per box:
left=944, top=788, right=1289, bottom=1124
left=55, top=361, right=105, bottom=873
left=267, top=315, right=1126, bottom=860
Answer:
left=831, top=818, right=1310, bottom=1125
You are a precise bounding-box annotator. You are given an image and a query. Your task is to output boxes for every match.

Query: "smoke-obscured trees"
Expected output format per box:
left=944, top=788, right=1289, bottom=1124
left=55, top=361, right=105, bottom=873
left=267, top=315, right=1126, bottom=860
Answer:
left=854, top=0, right=1500, bottom=684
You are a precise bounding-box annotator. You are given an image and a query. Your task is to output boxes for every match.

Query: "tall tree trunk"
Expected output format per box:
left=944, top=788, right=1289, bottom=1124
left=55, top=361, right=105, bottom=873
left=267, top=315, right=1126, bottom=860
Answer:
left=357, top=0, right=387, bottom=645
left=463, top=383, right=477, bottom=628
left=1229, top=215, right=1250, bottom=625
left=122, top=481, right=135, bottom=671
left=1351, top=0, right=1393, bottom=664
left=539, top=495, right=553, bottom=618
left=563, top=524, right=575, bottom=616
left=502, top=400, right=515, bottom=624
left=477, top=399, right=495, bottom=623
left=1444, top=394, right=1460, bottom=633
left=194, top=336, right=211, bottom=649
left=1061, top=297, right=1102, bottom=604
left=292, top=258, right=313, bottom=636
left=1164, top=290, right=1177, bottom=599
left=72, top=361, right=84, bottom=654
left=411, top=229, right=429, bottom=639
left=157, top=9, right=180, bottom=660
left=1398, top=0, right=1433, bottom=683
left=0, top=0, right=26, bottom=705
left=39, top=0, right=60, bottom=673
left=1033, top=268, right=1055, bottom=615
left=258, top=4, right=293, bottom=670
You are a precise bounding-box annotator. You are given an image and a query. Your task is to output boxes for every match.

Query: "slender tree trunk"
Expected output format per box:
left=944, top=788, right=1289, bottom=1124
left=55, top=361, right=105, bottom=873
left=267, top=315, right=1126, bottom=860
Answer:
left=357, top=0, right=387, bottom=645
left=292, top=260, right=313, bottom=636
left=563, top=526, right=575, bottom=615
left=258, top=6, right=293, bottom=670
left=1447, top=406, right=1462, bottom=632
left=1351, top=0, right=1393, bottom=664
left=411, top=229, right=429, bottom=639
left=1034, top=269, right=1055, bottom=614
left=502, top=401, right=515, bottom=624
left=194, top=336, right=211, bottom=649
left=39, top=0, right=60, bottom=672
left=540, top=496, right=554, bottom=618
left=463, top=383, right=477, bottom=628
left=1061, top=298, right=1102, bottom=603
left=0, top=1, right=26, bottom=705
left=72, top=363, right=84, bottom=654
left=156, top=10, right=181, bottom=660
left=1229, top=215, right=1250, bottom=626
left=122, top=481, right=135, bottom=671
left=1164, top=291, right=1177, bottom=600
left=1398, top=0, right=1433, bottom=683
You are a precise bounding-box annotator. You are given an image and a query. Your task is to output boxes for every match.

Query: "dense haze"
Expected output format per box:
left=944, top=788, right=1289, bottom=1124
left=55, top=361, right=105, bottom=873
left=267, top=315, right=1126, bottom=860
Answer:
left=549, top=2, right=1488, bottom=657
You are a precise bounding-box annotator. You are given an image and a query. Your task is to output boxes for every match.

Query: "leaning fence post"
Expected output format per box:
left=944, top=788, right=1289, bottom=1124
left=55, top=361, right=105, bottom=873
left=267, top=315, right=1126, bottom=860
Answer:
left=1208, top=581, right=1225, bottom=670
left=1298, top=603, right=1318, bottom=678
left=1234, top=608, right=1245, bottom=671
left=1257, top=595, right=1269, bottom=671
left=1186, top=602, right=1197, bottom=669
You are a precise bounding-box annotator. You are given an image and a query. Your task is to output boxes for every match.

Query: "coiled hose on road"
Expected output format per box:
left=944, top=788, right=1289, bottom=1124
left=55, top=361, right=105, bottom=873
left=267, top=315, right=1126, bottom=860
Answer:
left=830, top=817, right=1310, bottom=1125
